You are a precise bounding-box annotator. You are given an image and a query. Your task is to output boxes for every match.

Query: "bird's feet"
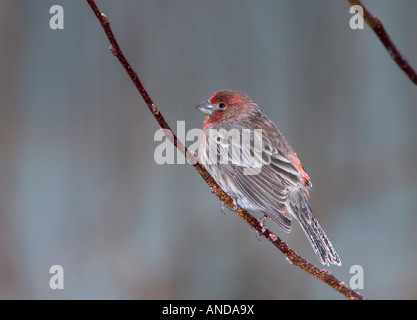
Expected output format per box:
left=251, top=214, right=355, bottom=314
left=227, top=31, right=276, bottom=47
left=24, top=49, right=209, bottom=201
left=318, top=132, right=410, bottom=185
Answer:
left=251, top=215, right=268, bottom=240
left=219, top=198, right=238, bottom=214
left=258, top=215, right=267, bottom=228
left=220, top=201, right=226, bottom=215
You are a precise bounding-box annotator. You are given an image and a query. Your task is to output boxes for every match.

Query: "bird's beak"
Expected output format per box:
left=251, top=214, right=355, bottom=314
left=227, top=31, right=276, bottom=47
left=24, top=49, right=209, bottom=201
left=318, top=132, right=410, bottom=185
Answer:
left=196, top=100, right=215, bottom=116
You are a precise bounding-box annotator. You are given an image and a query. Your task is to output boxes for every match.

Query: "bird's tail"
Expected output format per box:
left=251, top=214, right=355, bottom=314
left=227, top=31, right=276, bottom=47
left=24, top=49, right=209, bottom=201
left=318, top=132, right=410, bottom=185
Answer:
left=288, top=191, right=341, bottom=266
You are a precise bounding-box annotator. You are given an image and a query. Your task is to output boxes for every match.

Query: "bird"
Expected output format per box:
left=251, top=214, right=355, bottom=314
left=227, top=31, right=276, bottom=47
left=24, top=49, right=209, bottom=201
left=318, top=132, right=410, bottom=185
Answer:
left=196, top=89, right=341, bottom=266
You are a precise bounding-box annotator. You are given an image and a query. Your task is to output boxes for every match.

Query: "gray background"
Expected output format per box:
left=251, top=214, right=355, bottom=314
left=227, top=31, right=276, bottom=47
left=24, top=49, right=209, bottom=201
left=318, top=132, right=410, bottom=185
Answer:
left=1, top=0, right=417, bottom=299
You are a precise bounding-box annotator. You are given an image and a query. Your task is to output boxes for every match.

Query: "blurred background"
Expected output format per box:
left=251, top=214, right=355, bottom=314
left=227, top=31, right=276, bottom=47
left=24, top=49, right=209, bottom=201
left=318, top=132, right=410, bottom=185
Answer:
left=1, top=0, right=416, bottom=299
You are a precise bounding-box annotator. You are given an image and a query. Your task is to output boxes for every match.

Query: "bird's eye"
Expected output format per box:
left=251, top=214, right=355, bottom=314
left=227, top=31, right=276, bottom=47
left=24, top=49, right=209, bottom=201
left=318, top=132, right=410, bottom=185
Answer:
left=219, top=103, right=226, bottom=109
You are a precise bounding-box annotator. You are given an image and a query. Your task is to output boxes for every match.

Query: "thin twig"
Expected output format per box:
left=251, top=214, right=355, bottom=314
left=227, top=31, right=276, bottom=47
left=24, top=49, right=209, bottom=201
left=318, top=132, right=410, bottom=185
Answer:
left=348, top=0, right=417, bottom=85
left=86, top=0, right=367, bottom=300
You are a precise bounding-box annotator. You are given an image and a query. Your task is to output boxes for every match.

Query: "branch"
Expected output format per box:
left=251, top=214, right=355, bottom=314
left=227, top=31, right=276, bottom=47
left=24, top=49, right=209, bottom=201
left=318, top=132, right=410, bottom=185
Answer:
left=348, top=0, right=417, bottom=85
left=86, top=0, right=367, bottom=300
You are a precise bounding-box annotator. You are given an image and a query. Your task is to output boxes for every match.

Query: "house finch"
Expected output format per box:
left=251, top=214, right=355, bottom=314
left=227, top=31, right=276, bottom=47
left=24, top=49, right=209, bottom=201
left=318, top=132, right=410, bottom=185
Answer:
left=196, top=89, right=341, bottom=266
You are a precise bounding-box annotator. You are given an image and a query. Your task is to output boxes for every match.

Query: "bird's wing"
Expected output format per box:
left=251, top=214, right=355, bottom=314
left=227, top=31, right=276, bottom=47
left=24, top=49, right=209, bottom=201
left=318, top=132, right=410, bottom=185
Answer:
left=212, top=116, right=308, bottom=232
